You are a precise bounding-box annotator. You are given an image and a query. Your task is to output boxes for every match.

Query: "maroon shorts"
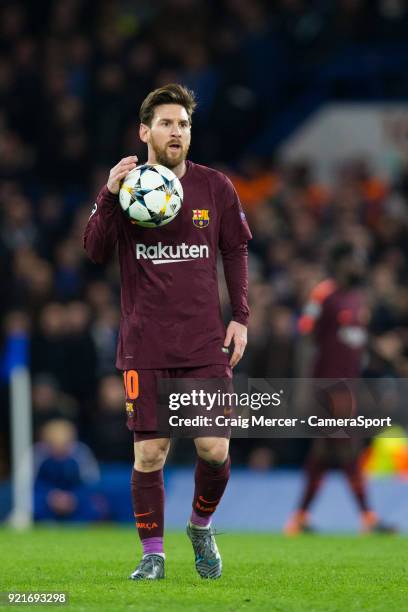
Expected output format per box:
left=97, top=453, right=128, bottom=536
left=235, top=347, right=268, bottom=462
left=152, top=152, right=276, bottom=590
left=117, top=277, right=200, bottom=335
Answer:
left=122, top=364, right=233, bottom=442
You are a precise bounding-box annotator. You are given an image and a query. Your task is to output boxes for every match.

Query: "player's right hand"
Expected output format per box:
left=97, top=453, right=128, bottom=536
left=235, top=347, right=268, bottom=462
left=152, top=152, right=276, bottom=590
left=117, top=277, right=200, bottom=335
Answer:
left=107, top=156, right=138, bottom=194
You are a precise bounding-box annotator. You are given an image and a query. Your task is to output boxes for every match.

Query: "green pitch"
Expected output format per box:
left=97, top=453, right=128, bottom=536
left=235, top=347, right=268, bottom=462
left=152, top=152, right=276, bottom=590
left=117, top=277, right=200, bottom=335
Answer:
left=1, top=527, right=407, bottom=611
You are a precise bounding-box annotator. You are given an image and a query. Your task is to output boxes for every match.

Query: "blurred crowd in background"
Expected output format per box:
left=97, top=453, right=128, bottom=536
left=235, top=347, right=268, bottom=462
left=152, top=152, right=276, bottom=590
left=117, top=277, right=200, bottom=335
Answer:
left=1, top=0, right=408, bottom=481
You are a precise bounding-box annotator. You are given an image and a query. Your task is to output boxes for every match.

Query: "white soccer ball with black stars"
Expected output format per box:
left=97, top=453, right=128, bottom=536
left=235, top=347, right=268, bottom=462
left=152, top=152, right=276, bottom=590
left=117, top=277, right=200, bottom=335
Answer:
left=119, top=164, right=183, bottom=228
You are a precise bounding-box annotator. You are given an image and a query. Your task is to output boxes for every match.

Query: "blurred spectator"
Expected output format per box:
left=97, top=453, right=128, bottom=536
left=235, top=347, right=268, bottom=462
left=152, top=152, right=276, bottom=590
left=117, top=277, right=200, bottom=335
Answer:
left=248, top=305, right=296, bottom=378
left=31, top=301, right=97, bottom=405
left=365, top=329, right=408, bottom=378
left=54, top=238, right=84, bottom=299
left=63, top=301, right=97, bottom=404
left=34, top=419, right=108, bottom=522
left=32, top=374, right=78, bottom=436
left=89, top=375, right=133, bottom=463
left=90, top=305, right=119, bottom=377
left=0, top=193, right=38, bottom=252
left=31, top=303, right=69, bottom=386
left=228, top=156, right=280, bottom=211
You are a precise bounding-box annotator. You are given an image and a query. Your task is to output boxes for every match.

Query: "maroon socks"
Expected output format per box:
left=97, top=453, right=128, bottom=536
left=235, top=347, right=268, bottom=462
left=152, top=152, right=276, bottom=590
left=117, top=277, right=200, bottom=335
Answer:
left=131, top=468, right=164, bottom=556
left=299, top=456, right=325, bottom=511
left=131, top=455, right=231, bottom=556
left=343, top=462, right=369, bottom=512
left=190, top=455, right=231, bottom=527
left=298, top=458, right=369, bottom=513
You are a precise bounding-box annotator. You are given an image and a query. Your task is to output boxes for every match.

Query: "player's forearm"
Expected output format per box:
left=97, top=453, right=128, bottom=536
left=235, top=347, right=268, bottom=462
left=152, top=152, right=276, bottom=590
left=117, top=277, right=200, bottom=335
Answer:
left=83, top=185, right=120, bottom=264
left=221, top=242, right=249, bottom=326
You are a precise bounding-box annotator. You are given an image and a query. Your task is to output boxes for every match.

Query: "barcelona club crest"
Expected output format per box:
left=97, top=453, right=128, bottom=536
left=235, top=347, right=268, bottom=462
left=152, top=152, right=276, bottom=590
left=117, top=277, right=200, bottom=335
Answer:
left=192, top=209, right=210, bottom=228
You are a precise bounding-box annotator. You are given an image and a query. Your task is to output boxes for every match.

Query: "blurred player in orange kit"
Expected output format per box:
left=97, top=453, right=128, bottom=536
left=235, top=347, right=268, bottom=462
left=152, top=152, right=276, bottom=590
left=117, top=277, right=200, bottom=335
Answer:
left=285, top=242, right=395, bottom=535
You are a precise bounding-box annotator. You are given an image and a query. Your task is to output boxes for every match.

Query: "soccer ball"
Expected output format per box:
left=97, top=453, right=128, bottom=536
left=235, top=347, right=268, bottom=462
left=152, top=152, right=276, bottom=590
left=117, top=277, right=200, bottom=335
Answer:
left=119, top=164, right=183, bottom=228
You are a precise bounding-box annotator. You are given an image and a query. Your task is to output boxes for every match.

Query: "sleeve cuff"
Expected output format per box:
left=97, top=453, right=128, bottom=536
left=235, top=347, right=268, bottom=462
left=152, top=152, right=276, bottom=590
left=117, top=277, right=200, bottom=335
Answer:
left=232, top=314, right=249, bottom=327
left=98, top=185, right=119, bottom=207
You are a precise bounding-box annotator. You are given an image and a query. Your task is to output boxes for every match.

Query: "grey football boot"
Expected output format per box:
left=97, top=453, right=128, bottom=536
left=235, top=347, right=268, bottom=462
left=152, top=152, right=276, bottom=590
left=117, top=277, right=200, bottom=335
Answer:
left=129, top=554, right=165, bottom=580
left=186, top=523, right=222, bottom=579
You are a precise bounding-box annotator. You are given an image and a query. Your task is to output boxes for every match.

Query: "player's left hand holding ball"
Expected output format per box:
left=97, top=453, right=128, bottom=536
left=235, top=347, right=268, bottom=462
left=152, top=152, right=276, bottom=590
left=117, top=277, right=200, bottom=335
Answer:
left=224, top=321, right=247, bottom=368
left=107, top=156, right=139, bottom=194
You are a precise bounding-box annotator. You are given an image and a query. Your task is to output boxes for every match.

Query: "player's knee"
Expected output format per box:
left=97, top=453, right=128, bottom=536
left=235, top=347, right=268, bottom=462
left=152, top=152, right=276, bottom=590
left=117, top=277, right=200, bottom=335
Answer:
left=195, top=437, right=229, bottom=464
left=134, top=439, right=169, bottom=472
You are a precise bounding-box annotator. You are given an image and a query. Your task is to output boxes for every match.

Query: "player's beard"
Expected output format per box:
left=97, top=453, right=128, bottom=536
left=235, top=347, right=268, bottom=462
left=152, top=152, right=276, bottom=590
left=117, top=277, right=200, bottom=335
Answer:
left=150, top=136, right=189, bottom=169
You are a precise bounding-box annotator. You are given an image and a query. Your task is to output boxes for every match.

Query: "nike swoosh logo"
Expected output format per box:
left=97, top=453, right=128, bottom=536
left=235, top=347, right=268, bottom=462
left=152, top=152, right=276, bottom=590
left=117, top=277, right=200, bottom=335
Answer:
left=134, top=511, right=154, bottom=518
left=152, top=259, right=195, bottom=265
left=198, top=496, right=220, bottom=504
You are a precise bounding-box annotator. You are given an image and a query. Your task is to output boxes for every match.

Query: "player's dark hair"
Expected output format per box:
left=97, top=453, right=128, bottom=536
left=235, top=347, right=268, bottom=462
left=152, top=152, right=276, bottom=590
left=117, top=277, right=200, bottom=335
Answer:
left=328, top=241, right=356, bottom=277
left=139, top=83, right=196, bottom=126
left=328, top=241, right=365, bottom=286
left=329, top=242, right=355, bottom=266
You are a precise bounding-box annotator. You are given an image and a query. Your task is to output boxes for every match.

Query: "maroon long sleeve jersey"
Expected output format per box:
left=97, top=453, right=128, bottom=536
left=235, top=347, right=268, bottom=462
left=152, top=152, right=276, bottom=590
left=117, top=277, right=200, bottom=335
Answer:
left=298, top=279, right=368, bottom=377
left=84, top=160, right=252, bottom=370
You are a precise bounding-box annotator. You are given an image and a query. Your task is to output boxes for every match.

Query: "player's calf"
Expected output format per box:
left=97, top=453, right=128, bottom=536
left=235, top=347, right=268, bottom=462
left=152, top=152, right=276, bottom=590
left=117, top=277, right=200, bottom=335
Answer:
left=187, top=453, right=230, bottom=579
